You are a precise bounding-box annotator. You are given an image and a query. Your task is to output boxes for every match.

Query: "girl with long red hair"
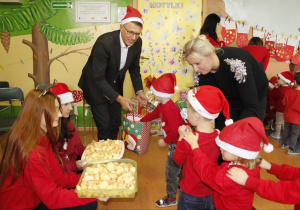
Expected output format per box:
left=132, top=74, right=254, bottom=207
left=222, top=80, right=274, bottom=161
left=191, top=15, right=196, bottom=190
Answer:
left=0, top=89, right=107, bottom=209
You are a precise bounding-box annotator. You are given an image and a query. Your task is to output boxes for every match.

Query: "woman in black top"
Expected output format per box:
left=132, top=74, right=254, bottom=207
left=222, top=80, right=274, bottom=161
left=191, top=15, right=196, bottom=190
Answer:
left=183, top=35, right=268, bottom=130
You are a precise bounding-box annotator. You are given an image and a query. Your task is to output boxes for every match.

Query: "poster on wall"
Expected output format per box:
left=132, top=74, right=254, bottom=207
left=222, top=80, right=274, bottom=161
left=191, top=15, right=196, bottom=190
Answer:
left=75, top=1, right=110, bottom=23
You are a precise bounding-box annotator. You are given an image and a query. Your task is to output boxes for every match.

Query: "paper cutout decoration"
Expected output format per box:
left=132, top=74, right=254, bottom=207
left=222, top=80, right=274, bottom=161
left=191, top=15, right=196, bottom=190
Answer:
left=236, top=22, right=250, bottom=48
left=253, top=28, right=265, bottom=39
left=265, top=32, right=276, bottom=58
left=222, top=19, right=236, bottom=46
left=275, top=34, right=288, bottom=61
left=290, top=36, right=300, bottom=64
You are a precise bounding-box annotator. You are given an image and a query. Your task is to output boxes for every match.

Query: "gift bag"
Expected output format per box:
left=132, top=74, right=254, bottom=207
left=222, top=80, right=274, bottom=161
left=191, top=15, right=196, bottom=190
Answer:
left=121, top=112, right=151, bottom=155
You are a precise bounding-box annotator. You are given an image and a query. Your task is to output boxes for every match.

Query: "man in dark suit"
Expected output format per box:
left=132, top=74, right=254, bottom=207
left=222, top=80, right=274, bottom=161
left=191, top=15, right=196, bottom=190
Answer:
left=78, top=6, right=148, bottom=140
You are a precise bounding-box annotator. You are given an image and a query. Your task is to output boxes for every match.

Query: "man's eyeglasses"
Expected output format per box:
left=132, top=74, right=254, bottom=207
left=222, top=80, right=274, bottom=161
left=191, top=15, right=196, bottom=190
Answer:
left=123, top=25, right=142, bottom=37
left=39, top=84, right=56, bottom=98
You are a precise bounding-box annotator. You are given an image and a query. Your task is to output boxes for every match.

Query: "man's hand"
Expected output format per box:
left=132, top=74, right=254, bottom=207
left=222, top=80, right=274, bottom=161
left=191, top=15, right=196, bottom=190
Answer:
left=137, top=90, right=148, bottom=106
left=116, top=95, right=135, bottom=112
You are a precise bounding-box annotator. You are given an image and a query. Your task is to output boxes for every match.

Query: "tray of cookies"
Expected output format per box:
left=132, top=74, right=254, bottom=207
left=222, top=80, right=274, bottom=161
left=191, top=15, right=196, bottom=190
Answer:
left=75, top=159, right=137, bottom=198
left=81, top=140, right=125, bottom=161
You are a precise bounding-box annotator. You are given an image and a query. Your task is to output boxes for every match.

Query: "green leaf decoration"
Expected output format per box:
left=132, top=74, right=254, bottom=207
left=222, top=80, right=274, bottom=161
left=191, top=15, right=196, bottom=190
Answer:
left=0, top=0, right=58, bottom=32
left=39, top=22, right=94, bottom=45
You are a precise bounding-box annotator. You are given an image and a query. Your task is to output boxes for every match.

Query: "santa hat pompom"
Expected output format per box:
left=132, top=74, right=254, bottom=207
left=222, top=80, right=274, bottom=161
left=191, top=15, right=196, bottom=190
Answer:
left=263, top=143, right=274, bottom=153
left=188, top=85, right=233, bottom=125
left=225, top=119, right=233, bottom=126
left=216, top=117, right=274, bottom=160
left=150, top=73, right=178, bottom=98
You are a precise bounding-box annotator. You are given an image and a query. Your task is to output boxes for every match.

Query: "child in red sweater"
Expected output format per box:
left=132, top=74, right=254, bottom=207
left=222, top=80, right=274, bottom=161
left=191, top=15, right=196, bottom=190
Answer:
left=174, top=85, right=233, bottom=210
left=264, top=76, right=279, bottom=130
left=269, top=71, right=294, bottom=139
left=281, top=71, right=300, bottom=154
left=182, top=117, right=274, bottom=210
left=140, top=73, right=185, bottom=207
left=227, top=159, right=300, bottom=210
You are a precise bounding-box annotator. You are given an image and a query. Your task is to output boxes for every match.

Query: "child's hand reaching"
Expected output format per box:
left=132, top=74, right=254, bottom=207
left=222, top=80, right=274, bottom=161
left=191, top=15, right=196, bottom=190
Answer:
left=226, top=167, right=249, bottom=186
left=158, top=139, right=167, bottom=147
left=183, top=132, right=199, bottom=149
left=259, top=159, right=271, bottom=170
left=178, top=125, right=192, bottom=141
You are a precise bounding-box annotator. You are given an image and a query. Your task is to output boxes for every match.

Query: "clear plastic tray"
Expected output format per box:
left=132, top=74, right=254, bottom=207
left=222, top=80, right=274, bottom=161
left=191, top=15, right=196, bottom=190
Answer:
left=81, top=140, right=125, bottom=162
left=75, top=159, right=138, bottom=198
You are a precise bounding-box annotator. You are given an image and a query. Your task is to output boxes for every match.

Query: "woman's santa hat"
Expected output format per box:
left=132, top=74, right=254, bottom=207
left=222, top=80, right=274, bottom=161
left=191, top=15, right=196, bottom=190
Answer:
left=268, top=76, right=278, bottom=89
left=51, top=83, right=74, bottom=104
left=187, top=85, right=233, bottom=126
left=150, top=73, right=179, bottom=98
left=278, top=71, right=294, bottom=85
left=121, top=5, right=143, bottom=26
left=216, top=117, right=274, bottom=160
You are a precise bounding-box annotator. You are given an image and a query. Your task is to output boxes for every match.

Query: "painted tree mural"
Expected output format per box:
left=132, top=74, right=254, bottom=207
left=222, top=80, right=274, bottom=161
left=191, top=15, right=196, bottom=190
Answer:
left=0, top=0, right=93, bottom=87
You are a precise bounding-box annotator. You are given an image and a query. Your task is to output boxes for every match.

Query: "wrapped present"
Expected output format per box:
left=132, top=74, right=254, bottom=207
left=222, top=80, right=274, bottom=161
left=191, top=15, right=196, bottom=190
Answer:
left=121, top=112, right=151, bottom=155
left=150, top=119, right=163, bottom=135
left=131, top=98, right=148, bottom=115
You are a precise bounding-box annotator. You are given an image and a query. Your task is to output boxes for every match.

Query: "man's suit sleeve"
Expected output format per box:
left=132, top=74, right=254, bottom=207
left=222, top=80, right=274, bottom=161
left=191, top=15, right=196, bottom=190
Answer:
left=92, top=40, right=120, bottom=103
left=129, top=39, right=143, bottom=93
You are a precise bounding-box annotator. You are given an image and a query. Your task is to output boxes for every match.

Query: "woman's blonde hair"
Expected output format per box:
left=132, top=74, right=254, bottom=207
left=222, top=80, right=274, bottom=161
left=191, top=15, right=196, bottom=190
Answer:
left=182, top=35, right=221, bottom=60
left=238, top=156, right=262, bottom=170
left=0, top=89, right=61, bottom=190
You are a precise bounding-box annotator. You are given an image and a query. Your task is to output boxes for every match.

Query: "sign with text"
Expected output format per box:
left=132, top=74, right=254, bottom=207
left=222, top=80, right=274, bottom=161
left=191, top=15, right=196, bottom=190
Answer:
left=75, top=1, right=110, bottom=23
left=52, top=1, right=73, bottom=9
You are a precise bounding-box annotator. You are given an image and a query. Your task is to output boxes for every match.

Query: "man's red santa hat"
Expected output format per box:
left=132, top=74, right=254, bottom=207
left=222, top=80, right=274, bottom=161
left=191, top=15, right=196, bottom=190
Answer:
left=187, top=85, right=233, bottom=126
left=278, top=71, right=294, bottom=85
left=121, top=5, right=143, bottom=26
left=216, top=117, right=274, bottom=159
left=150, top=73, right=179, bottom=98
left=51, top=83, right=74, bottom=104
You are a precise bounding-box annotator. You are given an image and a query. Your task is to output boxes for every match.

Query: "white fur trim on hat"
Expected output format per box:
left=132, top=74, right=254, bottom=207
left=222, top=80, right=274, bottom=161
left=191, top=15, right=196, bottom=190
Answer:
left=150, top=86, right=174, bottom=98
left=268, top=82, right=274, bottom=89
left=122, top=17, right=143, bottom=26
left=278, top=73, right=292, bottom=84
left=215, top=136, right=259, bottom=159
left=58, top=92, right=74, bottom=104
left=187, top=90, right=219, bottom=120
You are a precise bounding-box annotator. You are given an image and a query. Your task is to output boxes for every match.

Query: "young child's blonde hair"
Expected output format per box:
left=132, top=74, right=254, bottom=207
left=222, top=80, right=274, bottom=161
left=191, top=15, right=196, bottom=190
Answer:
left=238, top=156, right=262, bottom=170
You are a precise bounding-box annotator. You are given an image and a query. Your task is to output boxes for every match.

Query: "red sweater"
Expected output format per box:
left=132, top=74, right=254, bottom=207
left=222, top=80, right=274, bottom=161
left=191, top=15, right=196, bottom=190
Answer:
left=242, top=45, right=270, bottom=71
left=174, top=130, right=219, bottom=197
left=205, top=35, right=224, bottom=48
left=282, top=88, right=300, bottom=125
left=56, top=119, right=86, bottom=173
left=140, top=100, right=184, bottom=144
left=0, top=136, right=96, bottom=209
left=245, top=163, right=300, bottom=210
left=269, top=86, right=292, bottom=112
left=192, top=148, right=260, bottom=210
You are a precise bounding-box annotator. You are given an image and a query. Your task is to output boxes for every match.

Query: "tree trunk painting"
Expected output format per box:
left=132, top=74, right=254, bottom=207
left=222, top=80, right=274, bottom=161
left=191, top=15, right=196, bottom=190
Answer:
left=23, top=23, right=50, bottom=87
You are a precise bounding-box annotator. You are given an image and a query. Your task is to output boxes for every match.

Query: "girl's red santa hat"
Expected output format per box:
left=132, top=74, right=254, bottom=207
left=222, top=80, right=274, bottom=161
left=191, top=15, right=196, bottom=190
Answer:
left=187, top=85, right=233, bottom=126
left=51, top=83, right=74, bottom=104
left=216, top=117, right=274, bottom=160
left=278, top=71, right=294, bottom=85
left=150, top=73, right=179, bottom=98
left=268, top=76, right=278, bottom=89
left=121, top=5, right=143, bottom=26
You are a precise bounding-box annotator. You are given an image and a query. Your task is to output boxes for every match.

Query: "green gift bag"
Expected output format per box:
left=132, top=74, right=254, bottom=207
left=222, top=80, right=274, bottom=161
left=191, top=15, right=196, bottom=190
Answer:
left=120, top=112, right=151, bottom=155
